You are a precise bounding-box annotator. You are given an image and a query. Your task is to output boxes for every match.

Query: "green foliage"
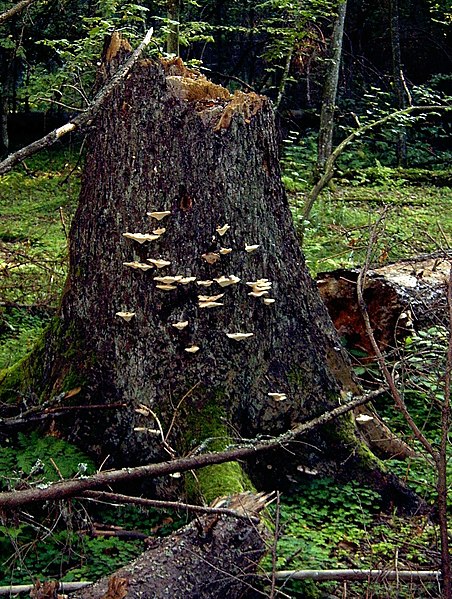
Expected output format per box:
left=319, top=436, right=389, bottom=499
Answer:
left=0, top=148, right=80, bottom=307
left=0, top=308, right=51, bottom=369
left=0, top=432, right=95, bottom=491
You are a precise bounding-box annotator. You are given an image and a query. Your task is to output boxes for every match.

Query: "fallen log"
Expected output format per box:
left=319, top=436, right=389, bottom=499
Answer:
left=317, top=252, right=451, bottom=356
left=68, top=493, right=269, bottom=599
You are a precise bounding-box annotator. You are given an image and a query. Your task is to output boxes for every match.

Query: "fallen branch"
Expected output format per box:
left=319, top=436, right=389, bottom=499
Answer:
left=80, top=490, right=262, bottom=521
left=0, top=582, right=92, bottom=596
left=273, top=569, right=441, bottom=582
left=0, top=27, right=153, bottom=176
left=0, top=387, right=385, bottom=509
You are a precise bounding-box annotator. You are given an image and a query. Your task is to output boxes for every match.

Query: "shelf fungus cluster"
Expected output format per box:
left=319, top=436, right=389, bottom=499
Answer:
left=118, top=208, right=286, bottom=400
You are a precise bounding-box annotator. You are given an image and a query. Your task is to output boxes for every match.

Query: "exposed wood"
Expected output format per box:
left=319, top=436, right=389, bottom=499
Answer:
left=70, top=493, right=269, bottom=599
left=317, top=253, right=451, bottom=356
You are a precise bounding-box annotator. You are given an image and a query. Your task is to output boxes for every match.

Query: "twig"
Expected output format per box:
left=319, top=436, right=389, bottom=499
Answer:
left=269, top=491, right=281, bottom=598
left=356, top=212, right=436, bottom=459
left=437, top=262, right=452, bottom=598
left=0, top=387, right=386, bottom=509
left=0, top=27, right=154, bottom=176
left=79, top=490, right=260, bottom=522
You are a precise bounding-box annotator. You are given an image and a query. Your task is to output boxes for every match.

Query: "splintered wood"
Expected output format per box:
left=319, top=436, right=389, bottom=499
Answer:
left=161, top=57, right=264, bottom=130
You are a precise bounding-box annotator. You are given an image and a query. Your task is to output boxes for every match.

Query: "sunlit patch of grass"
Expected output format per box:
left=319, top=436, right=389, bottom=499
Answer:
left=293, top=184, right=452, bottom=276
left=0, top=148, right=81, bottom=306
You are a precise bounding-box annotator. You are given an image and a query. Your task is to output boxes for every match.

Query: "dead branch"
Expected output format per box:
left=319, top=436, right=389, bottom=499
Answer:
left=0, top=402, right=127, bottom=431
left=0, top=387, right=385, bottom=509
left=0, top=0, right=37, bottom=25
left=0, top=582, right=92, bottom=596
left=0, top=27, right=153, bottom=176
left=80, top=490, right=262, bottom=521
left=273, top=569, right=441, bottom=582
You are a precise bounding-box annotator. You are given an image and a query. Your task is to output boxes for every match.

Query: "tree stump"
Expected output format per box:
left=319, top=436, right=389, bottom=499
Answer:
left=1, top=37, right=390, bottom=500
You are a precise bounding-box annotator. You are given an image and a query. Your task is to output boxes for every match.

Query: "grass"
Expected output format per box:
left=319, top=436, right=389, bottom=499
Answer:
left=1, top=147, right=452, bottom=594
left=294, top=184, right=452, bottom=275
left=0, top=147, right=81, bottom=307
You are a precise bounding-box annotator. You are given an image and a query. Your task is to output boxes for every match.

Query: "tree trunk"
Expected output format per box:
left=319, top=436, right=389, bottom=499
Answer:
left=166, top=0, right=180, bottom=55
left=69, top=493, right=269, bottom=599
left=1, top=37, right=389, bottom=501
left=389, top=0, right=407, bottom=166
left=317, top=0, right=347, bottom=172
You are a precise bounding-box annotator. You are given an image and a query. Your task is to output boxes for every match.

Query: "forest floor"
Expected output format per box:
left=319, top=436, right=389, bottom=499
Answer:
left=0, top=148, right=451, bottom=597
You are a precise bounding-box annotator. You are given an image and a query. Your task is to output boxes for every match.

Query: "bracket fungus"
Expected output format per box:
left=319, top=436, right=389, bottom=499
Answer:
left=198, top=293, right=225, bottom=302
left=216, top=224, right=230, bottom=236
left=219, top=247, right=233, bottom=255
left=123, top=261, right=154, bottom=271
left=263, top=298, right=276, bottom=305
left=245, top=244, right=260, bottom=253
left=154, top=276, right=183, bottom=284
left=172, top=321, right=189, bottom=330
left=123, top=232, right=160, bottom=243
left=248, top=290, right=269, bottom=298
left=202, top=252, right=221, bottom=264
left=147, top=211, right=171, bottom=221
left=215, top=275, right=241, bottom=287
left=156, top=284, right=177, bottom=291
left=147, top=258, right=171, bottom=269
left=185, top=345, right=200, bottom=353
left=268, top=392, right=287, bottom=401
left=115, top=311, right=136, bottom=322
left=198, top=301, right=224, bottom=309
left=152, top=227, right=166, bottom=235
left=178, top=276, right=197, bottom=285
left=355, top=414, right=374, bottom=423
left=225, top=332, right=254, bottom=341
left=197, top=280, right=214, bottom=287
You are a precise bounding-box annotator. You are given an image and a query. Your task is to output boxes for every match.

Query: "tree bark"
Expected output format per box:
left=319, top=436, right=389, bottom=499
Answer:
left=317, top=0, right=347, bottom=172
left=69, top=493, right=268, bottom=599
left=1, top=37, right=386, bottom=501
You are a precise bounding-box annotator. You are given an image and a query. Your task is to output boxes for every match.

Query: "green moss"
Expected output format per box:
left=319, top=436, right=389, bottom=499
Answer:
left=0, top=316, right=89, bottom=406
left=325, top=410, right=384, bottom=472
left=184, top=396, right=254, bottom=503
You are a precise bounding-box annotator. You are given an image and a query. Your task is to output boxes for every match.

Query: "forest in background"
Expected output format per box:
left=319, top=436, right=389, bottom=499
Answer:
left=0, top=0, right=451, bottom=597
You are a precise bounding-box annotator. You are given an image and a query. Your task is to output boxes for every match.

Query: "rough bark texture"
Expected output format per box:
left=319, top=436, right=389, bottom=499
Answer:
left=70, top=494, right=268, bottom=599
left=1, top=41, right=380, bottom=497
left=317, top=253, right=450, bottom=356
